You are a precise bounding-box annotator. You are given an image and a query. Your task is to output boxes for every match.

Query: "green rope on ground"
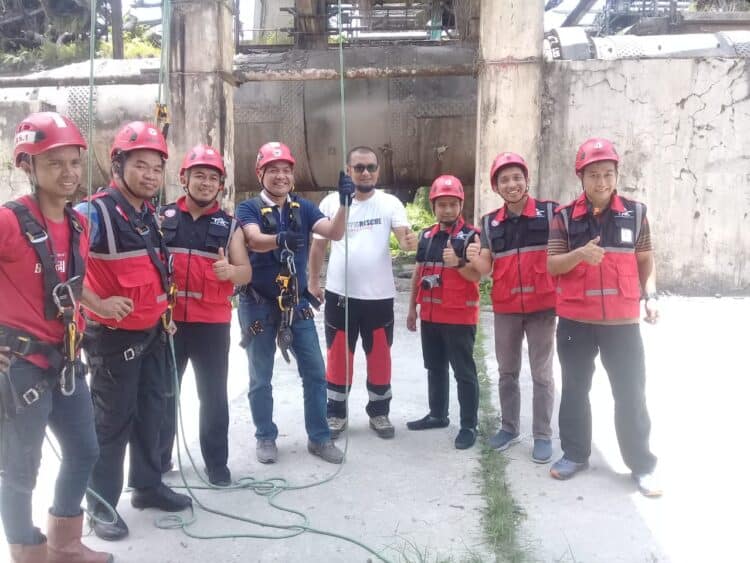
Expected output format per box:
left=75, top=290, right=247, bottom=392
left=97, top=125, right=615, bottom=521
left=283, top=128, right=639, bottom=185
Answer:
left=155, top=335, right=391, bottom=562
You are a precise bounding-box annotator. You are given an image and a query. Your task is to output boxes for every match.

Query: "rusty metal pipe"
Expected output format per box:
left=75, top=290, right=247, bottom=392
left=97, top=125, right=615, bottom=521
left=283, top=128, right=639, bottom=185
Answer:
left=232, top=63, right=476, bottom=83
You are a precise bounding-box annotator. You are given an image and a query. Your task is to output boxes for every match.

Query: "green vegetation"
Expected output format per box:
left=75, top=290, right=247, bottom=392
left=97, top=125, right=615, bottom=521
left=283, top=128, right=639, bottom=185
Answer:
left=474, top=329, right=528, bottom=562
left=391, top=187, right=433, bottom=256
left=1, top=41, right=89, bottom=73
left=98, top=29, right=160, bottom=59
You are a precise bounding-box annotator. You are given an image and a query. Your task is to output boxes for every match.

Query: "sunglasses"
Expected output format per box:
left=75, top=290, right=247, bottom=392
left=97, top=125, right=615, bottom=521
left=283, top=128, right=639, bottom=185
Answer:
left=351, top=163, right=378, bottom=174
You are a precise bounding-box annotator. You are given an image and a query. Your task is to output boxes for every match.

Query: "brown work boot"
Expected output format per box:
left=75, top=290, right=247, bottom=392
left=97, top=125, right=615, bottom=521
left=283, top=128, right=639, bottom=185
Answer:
left=47, top=512, right=113, bottom=563
left=369, top=415, right=395, bottom=439
left=9, top=542, right=47, bottom=563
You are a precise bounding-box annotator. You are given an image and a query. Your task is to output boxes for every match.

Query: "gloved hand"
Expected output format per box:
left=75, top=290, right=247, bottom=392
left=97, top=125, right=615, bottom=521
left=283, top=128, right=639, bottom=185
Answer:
left=276, top=231, right=305, bottom=252
left=338, top=171, right=355, bottom=207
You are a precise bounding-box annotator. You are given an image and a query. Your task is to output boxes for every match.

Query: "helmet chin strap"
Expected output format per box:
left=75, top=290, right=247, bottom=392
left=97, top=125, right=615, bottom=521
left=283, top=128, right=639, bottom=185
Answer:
left=184, top=171, right=217, bottom=208
left=115, top=153, right=141, bottom=202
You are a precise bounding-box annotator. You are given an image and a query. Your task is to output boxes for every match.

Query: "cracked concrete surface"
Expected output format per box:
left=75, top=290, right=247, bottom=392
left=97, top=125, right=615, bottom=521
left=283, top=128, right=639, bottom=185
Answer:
left=541, top=58, right=750, bottom=294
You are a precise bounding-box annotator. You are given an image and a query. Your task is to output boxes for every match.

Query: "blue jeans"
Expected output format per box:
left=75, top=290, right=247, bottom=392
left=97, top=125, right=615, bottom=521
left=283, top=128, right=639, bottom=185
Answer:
left=238, top=295, right=330, bottom=444
left=0, top=358, right=99, bottom=544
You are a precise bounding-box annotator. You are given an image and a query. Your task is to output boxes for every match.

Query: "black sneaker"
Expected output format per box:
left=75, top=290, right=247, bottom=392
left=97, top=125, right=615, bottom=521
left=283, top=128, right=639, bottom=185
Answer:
left=131, top=483, right=192, bottom=512
left=406, top=414, right=450, bottom=431
left=454, top=428, right=477, bottom=450
left=206, top=466, right=232, bottom=487
left=89, top=505, right=129, bottom=541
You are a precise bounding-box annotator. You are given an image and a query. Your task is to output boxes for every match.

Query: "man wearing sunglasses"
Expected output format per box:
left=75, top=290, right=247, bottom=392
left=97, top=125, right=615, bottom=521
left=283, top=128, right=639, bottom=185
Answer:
left=309, top=146, right=417, bottom=440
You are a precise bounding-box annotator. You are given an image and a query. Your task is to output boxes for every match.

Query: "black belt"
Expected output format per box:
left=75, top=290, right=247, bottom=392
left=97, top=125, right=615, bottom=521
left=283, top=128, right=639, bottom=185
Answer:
left=85, top=325, right=161, bottom=368
left=0, top=325, right=64, bottom=370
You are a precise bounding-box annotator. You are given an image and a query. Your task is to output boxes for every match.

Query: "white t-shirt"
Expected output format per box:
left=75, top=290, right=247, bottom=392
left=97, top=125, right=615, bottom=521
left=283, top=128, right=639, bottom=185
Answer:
left=315, top=190, right=409, bottom=300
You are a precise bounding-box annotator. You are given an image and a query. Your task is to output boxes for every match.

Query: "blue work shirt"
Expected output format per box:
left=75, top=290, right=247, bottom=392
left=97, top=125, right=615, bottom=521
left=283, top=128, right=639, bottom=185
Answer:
left=235, top=192, right=325, bottom=301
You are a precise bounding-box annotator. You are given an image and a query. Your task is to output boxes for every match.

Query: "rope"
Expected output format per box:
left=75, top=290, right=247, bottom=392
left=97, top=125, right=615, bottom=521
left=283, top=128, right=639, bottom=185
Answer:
left=335, top=0, right=355, bottom=467
left=155, top=335, right=391, bottom=562
left=85, top=0, right=96, bottom=223
left=157, top=0, right=171, bottom=117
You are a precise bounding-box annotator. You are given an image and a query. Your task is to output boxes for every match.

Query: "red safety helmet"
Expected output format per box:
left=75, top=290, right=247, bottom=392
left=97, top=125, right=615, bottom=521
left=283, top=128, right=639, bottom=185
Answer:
left=14, top=112, right=87, bottom=166
left=179, top=144, right=225, bottom=177
left=575, top=138, right=618, bottom=174
left=255, top=142, right=295, bottom=176
left=490, top=152, right=528, bottom=188
left=110, top=121, right=168, bottom=161
left=429, top=175, right=464, bottom=202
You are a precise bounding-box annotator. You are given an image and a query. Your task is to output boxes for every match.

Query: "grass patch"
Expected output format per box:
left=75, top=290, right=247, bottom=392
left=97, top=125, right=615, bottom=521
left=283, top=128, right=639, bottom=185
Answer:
left=474, top=327, right=528, bottom=563
left=390, top=535, right=487, bottom=563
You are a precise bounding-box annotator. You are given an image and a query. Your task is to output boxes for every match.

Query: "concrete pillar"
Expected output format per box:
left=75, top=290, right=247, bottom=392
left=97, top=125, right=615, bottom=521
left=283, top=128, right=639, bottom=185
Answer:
left=169, top=0, right=235, bottom=209
left=473, top=1, right=544, bottom=219
left=295, top=0, right=328, bottom=49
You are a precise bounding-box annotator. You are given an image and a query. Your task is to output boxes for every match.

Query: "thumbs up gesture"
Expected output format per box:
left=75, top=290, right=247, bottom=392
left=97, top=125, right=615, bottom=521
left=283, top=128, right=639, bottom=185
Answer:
left=578, top=235, right=605, bottom=265
left=442, top=238, right=460, bottom=267
left=212, top=247, right=234, bottom=281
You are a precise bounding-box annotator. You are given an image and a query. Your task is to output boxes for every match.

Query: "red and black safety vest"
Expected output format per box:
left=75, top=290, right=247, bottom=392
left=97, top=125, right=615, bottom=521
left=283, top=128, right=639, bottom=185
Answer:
left=0, top=196, right=88, bottom=369
left=482, top=196, right=557, bottom=314
left=555, top=192, right=645, bottom=321
left=416, top=219, right=480, bottom=325
left=160, top=196, right=236, bottom=323
left=85, top=187, right=170, bottom=330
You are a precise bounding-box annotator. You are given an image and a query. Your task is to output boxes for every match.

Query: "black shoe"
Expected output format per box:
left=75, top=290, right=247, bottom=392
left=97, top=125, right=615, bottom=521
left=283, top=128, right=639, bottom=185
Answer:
left=406, top=414, right=450, bottom=431
left=161, top=460, right=174, bottom=474
left=454, top=428, right=477, bottom=450
left=206, top=465, right=232, bottom=487
left=89, top=506, right=129, bottom=541
left=131, top=483, right=192, bottom=512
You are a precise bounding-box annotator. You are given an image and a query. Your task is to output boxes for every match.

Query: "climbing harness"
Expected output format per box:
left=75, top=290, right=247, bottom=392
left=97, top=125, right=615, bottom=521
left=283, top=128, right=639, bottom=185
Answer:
left=275, top=248, right=298, bottom=363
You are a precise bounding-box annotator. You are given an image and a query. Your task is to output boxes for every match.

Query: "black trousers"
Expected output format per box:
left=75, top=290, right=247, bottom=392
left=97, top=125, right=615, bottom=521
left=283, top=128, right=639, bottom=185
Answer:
left=159, top=322, right=230, bottom=472
left=556, top=318, right=657, bottom=474
left=420, top=321, right=479, bottom=429
left=85, top=325, right=166, bottom=509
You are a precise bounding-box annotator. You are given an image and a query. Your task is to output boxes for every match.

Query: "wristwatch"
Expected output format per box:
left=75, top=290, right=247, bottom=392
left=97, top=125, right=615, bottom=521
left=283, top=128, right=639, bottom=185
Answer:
left=643, top=292, right=658, bottom=302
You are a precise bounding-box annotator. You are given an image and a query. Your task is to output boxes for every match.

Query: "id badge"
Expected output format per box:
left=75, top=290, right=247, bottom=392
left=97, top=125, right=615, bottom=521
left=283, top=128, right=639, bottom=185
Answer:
left=620, top=228, right=633, bottom=244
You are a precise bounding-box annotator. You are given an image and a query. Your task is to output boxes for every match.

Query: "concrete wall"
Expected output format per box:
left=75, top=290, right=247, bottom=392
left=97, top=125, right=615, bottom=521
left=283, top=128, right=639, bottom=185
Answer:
left=538, top=58, right=750, bottom=294
left=0, top=102, right=47, bottom=199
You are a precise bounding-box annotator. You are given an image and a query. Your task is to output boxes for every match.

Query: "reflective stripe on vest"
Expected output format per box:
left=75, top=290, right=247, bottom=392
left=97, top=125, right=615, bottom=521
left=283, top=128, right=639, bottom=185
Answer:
left=555, top=196, right=644, bottom=321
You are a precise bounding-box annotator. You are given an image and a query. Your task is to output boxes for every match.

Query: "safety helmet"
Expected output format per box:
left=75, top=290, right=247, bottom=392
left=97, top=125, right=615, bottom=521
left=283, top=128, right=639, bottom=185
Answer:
left=575, top=138, right=618, bottom=174
left=110, top=121, right=168, bottom=161
left=490, top=152, right=528, bottom=188
left=255, top=142, right=295, bottom=176
left=179, top=144, right=225, bottom=177
left=429, top=175, right=464, bottom=202
left=14, top=112, right=87, bottom=166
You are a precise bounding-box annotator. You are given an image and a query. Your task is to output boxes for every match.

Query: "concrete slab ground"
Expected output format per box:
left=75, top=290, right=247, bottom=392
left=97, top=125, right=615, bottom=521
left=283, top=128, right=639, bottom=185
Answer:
left=2, top=294, right=747, bottom=562
left=487, top=296, right=750, bottom=563
left=1, top=293, right=489, bottom=563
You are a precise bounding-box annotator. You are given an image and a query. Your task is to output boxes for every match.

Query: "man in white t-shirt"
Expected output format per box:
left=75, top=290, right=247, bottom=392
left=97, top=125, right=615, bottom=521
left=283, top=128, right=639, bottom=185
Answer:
left=309, top=146, right=417, bottom=439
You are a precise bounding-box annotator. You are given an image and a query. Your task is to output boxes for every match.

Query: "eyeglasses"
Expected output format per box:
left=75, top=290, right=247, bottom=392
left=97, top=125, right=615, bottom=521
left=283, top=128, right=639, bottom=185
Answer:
left=351, top=163, right=378, bottom=174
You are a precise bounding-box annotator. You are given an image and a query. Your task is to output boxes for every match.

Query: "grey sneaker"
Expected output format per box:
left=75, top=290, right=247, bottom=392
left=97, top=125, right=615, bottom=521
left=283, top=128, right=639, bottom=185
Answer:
left=369, top=415, right=395, bottom=439
left=256, top=439, right=278, bottom=464
left=327, top=417, right=347, bottom=440
left=550, top=456, right=589, bottom=480
left=632, top=471, right=663, bottom=498
left=532, top=439, right=553, bottom=464
left=488, top=429, right=520, bottom=451
left=307, top=440, right=345, bottom=464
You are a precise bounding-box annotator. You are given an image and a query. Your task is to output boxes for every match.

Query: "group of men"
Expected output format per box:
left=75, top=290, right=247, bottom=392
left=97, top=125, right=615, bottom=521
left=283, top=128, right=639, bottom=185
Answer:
left=0, top=109, right=661, bottom=563
left=405, top=142, right=661, bottom=497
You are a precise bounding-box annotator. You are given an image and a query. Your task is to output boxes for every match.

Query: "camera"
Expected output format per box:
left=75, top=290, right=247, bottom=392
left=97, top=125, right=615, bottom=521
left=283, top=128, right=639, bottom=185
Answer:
left=420, top=274, right=442, bottom=290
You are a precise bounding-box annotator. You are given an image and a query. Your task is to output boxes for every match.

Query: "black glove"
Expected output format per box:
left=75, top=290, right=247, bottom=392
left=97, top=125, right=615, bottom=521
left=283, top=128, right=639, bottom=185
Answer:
left=276, top=231, right=305, bottom=252
left=338, top=171, right=355, bottom=207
